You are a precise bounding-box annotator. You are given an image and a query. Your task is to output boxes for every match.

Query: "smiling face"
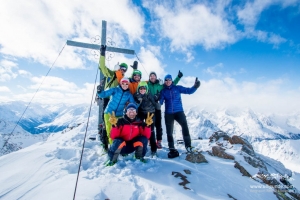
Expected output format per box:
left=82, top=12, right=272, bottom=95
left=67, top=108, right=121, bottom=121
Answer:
left=165, top=79, right=172, bottom=86
left=133, top=74, right=141, bottom=81
left=139, top=86, right=146, bottom=94
left=121, top=82, right=129, bottom=90
left=126, top=108, right=137, bottom=119
left=149, top=74, right=157, bottom=83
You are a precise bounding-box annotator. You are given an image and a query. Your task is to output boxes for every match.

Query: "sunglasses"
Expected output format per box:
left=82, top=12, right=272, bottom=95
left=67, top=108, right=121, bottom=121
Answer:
left=133, top=74, right=141, bottom=77
left=139, top=87, right=146, bottom=90
left=165, top=79, right=172, bottom=81
left=127, top=108, right=136, bottom=112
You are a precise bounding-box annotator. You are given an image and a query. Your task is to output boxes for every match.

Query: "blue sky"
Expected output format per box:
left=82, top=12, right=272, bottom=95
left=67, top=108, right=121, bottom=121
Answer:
left=0, top=0, right=299, bottom=113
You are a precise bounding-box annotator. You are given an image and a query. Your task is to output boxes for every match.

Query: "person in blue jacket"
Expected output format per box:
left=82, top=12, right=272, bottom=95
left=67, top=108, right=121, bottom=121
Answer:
left=98, top=77, right=135, bottom=144
left=160, top=74, right=200, bottom=158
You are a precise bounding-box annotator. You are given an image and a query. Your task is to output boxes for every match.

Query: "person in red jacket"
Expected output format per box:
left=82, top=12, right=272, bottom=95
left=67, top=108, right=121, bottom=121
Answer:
left=105, top=103, right=153, bottom=166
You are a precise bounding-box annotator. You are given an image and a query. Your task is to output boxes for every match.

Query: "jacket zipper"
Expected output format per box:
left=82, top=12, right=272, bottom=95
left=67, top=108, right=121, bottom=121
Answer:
left=115, top=89, right=124, bottom=114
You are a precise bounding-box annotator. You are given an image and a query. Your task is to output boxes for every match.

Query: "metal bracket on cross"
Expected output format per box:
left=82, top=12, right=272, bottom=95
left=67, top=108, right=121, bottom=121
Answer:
left=66, top=20, right=135, bottom=133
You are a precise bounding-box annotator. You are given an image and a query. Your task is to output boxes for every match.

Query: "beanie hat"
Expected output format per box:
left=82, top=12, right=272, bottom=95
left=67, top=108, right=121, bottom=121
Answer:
left=120, top=77, right=129, bottom=84
left=149, top=71, right=157, bottom=77
left=164, top=74, right=172, bottom=81
left=119, top=63, right=128, bottom=70
left=137, top=81, right=148, bottom=93
left=132, top=70, right=142, bottom=78
left=125, top=103, right=137, bottom=112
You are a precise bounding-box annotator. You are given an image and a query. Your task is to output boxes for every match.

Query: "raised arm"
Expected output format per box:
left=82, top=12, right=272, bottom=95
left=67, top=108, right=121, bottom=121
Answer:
left=173, top=70, right=183, bottom=85
left=98, top=45, right=115, bottom=78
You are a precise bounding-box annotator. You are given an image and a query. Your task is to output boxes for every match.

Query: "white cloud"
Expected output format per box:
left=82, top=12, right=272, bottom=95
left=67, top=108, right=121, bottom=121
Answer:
left=12, top=80, right=96, bottom=105
left=134, top=46, right=166, bottom=80
left=0, top=0, right=145, bottom=69
left=29, top=76, right=79, bottom=91
left=0, top=59, right=18, bottom=82
left=237, top=0, right=298, bottom=46
left=18, top=70, right=32, bottom=77
left=185, top=52, right=194, bottom=63
left=146, top=2, right=239, bottom=50
left=203, top=63, right=224, bottom=77
left=180, top=77, right=300, bottom=114
left=0, top=86, right=10, bottom=92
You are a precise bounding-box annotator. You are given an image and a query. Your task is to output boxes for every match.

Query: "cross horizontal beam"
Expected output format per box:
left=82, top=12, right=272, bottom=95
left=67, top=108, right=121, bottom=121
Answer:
left=66, top=40, right=135, bottom=55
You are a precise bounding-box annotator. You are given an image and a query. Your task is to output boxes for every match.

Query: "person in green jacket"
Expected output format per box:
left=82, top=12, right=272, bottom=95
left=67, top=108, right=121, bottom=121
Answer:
left=147, top=70, right=183, bottom=149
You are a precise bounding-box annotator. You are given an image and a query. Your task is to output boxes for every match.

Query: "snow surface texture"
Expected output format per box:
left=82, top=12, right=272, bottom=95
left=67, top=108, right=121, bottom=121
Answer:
left=1, top=101, right=300, bottom=199
left=1, top=124, right=299, bottom=200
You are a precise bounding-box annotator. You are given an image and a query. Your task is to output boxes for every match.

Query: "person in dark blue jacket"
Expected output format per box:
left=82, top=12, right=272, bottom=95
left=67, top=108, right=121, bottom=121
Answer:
left=160, top=74, right=200, bottom=158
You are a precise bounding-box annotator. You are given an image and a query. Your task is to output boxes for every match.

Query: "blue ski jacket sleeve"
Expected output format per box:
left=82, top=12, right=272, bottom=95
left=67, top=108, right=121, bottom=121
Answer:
left=160, top=84, right=197, bottom=114
left=98, top=86, right=135, bottom=117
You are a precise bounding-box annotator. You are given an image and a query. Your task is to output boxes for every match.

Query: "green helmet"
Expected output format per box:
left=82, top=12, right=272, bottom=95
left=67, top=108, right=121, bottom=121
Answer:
left=132, top=70, right=142, bottom=78
left=137, top=81, right=148, bottom=93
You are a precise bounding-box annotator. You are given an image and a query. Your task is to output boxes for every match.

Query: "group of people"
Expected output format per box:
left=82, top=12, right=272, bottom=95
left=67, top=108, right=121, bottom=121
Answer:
left=97, top=45, right=201, bottom=166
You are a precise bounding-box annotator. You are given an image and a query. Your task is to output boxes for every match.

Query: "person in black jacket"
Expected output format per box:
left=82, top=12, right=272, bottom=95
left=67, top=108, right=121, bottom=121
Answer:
left=134, top=81, right=159, bottom=156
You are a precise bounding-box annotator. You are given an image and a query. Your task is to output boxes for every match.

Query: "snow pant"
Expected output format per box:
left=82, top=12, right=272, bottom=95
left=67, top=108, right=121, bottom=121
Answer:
left=164, top=111, right=191, bottom=149
left=104, top=113, right=121, bottom=144
left=138, top=112, right=157, bottom=153
left=99, top=98, right=110, bottom=148
left=108, top=136, right=148, bottom=162
left=155, top=108, right=163, bottom=141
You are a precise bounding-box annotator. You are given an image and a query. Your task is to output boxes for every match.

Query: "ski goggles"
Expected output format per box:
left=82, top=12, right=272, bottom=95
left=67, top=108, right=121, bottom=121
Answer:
left=165, top=78, right=172, bottom=81
left=139, top=86, right=146, bottom=90
left=133, top=73, right=141, bottom=77
left=127, top=108, right=136, bottom=112
left=120, top=67, right=127, bottom=72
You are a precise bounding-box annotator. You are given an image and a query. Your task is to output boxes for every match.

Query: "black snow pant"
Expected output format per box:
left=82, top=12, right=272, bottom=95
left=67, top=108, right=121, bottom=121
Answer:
left=164, top=111, right=191, bottom=149
left=139, top=111, right=157, bottom=153
left=155, top=108, right=163, bottom=141
left=99, top=97, right=110, bottom=148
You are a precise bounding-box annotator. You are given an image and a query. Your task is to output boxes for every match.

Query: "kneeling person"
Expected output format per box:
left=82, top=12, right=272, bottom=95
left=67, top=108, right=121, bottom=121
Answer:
left=106, top=103, right=153, bottom=166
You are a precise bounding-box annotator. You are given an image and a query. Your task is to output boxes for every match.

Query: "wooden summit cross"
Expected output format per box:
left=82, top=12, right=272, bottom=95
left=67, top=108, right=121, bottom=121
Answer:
left=66, top=20, right=135, bottom=134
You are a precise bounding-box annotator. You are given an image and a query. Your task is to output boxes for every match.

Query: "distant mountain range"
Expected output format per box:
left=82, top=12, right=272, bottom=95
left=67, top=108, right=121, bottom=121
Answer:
left=0, top=101, right=299, bottom=172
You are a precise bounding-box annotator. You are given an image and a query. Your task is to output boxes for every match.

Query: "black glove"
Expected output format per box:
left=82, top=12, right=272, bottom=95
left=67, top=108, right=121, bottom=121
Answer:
left=97, top=85, right=102, bottom=93
left=194, top=77, right=200, bottom=88
left=154, top=93, right=160, bottom=101
left=178, top=70, right=183, bottom=78
left=100, top=45, right=106, bottom=56
left=130, top=61, right=138, bottom=69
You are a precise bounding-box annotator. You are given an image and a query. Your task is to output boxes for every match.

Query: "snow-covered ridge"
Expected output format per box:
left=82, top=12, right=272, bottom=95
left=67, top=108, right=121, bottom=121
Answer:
left=1, top=101, right=300, bottom=173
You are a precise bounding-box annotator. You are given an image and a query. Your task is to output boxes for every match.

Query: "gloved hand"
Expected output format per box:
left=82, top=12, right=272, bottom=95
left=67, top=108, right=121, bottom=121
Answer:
left=158, top=78, right=163, bottom=85
left=131, top=61, right=138, bottom=69
left=154, top=93, right=160, bottom=101
left=108, top=111, right=118, bottom=126
left=97, top=85, right=101, bottom=93
left=194, top=77, right=200, bottom=88
left=100, top=45, right=106, bottom=57
left=178, top=70, right=183, bottom=78
left=145, top=112, right=154, bottom=126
